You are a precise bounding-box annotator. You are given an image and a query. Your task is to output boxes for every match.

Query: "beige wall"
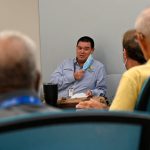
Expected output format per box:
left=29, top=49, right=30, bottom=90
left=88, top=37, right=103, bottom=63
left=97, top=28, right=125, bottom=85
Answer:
left=0, top=0, right=40, bottom=68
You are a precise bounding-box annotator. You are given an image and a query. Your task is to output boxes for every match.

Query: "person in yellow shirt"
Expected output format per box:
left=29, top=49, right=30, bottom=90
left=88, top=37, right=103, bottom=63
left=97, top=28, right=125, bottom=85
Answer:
left=76, top=24, right=149, bottom=110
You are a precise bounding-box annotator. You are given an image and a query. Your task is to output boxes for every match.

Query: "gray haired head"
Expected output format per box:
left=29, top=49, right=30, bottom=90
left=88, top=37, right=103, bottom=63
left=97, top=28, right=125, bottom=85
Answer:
left=0, top=31, right=40, bottom=93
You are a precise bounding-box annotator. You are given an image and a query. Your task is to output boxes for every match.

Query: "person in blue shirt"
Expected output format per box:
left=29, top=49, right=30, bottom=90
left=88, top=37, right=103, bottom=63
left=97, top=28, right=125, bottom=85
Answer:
left=0, top=31, right=58, bottom=117
left=50, top=36, right=107, bottom=99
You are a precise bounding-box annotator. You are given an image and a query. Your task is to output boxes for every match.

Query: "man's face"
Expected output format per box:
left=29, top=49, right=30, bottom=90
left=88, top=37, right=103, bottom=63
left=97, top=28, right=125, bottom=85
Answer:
left=76, top=41, right=94, bottom=64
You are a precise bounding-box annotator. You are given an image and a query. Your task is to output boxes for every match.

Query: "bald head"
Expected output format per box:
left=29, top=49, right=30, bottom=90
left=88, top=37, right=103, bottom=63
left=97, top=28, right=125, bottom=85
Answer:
left=135, top=7, right=150, bottom=40
left=0, top=31, right=40, bottom=92
left=135, top=7, right=150, bottom=60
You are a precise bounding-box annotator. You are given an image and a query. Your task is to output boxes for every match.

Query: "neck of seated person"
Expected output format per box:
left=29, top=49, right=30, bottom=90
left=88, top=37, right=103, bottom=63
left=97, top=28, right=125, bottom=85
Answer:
left=0, top=86, right=35, bottom=94
left=76, top=58, right=86, bottom=67
left=126, top=58, right=144, bottom=70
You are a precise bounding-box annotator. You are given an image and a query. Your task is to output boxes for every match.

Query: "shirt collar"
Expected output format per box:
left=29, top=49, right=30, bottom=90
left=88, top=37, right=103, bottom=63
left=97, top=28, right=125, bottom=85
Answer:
left=147, top=59, right=150, bottom=65
left=73, top=58, right=80, bottom=67
left=73, top=57, right=78, bottom=63
left=73, top=57, right=94, bottom=70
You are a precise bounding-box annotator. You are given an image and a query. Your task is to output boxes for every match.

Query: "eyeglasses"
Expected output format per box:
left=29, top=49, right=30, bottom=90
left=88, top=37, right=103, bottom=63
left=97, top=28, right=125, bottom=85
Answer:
left=76, top=46, right=91, bottom=51
left=135, top=31, right=145, bottom=40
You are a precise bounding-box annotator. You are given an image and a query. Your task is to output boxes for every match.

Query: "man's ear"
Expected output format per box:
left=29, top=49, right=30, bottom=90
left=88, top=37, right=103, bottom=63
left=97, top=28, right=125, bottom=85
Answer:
left=91, top=48, right=94, bottom=54
left=34, top=71, right=41, bottom=92
left=136, top=32, right=148, bottom=59
left=136, top=32, right=146, bottom=51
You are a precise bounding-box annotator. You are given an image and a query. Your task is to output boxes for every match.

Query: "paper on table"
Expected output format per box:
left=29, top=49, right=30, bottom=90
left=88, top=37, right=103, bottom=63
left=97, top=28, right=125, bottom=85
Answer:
left=71, top=93, right=87, bottom=99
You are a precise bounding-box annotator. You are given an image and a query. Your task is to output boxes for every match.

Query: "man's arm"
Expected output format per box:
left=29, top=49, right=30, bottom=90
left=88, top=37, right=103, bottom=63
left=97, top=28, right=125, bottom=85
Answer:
left=90, top=64, right=107, bottom=96
left=76, top=99, right=109, bottom=109
left=50, top=60, right=75, bottom=90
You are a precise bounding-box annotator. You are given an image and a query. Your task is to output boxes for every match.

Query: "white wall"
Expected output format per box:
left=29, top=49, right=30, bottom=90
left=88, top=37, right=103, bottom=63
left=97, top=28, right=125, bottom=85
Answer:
left=0, top=0, right=40, bottom=68
left=39, top=0, right=150, bottom=82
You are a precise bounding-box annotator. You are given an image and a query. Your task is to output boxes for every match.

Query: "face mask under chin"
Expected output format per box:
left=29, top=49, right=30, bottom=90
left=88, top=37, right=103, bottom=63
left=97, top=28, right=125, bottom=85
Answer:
left=123, top=58, right=128, bottom=70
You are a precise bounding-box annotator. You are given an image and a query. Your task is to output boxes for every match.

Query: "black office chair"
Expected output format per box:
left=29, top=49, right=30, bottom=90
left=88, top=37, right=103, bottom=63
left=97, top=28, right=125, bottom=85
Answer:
left=135, top=77, right=150, bottom=111
left=0, top=110, right=150, bottom=150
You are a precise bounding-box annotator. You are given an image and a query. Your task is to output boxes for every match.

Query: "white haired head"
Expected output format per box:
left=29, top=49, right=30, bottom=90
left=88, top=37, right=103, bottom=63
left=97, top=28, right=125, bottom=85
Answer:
left=0, top=30, right=40, bottom=92
left=135, top=7, right=150, bottom=40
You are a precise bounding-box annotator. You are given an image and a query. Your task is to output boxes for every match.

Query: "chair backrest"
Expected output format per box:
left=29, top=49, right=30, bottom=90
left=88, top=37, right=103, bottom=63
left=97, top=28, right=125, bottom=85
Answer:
left=135, top=77, right=150, bottom=111
left=106, top=74, right=122, bottom=103
left=0, top=110, right=150, bottom=150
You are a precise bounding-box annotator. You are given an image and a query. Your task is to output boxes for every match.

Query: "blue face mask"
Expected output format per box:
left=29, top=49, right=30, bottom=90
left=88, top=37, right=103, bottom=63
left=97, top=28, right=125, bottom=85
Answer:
left=123, top=58, right=128, bottom=70
left=82, top=54, right=93, bottom=71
